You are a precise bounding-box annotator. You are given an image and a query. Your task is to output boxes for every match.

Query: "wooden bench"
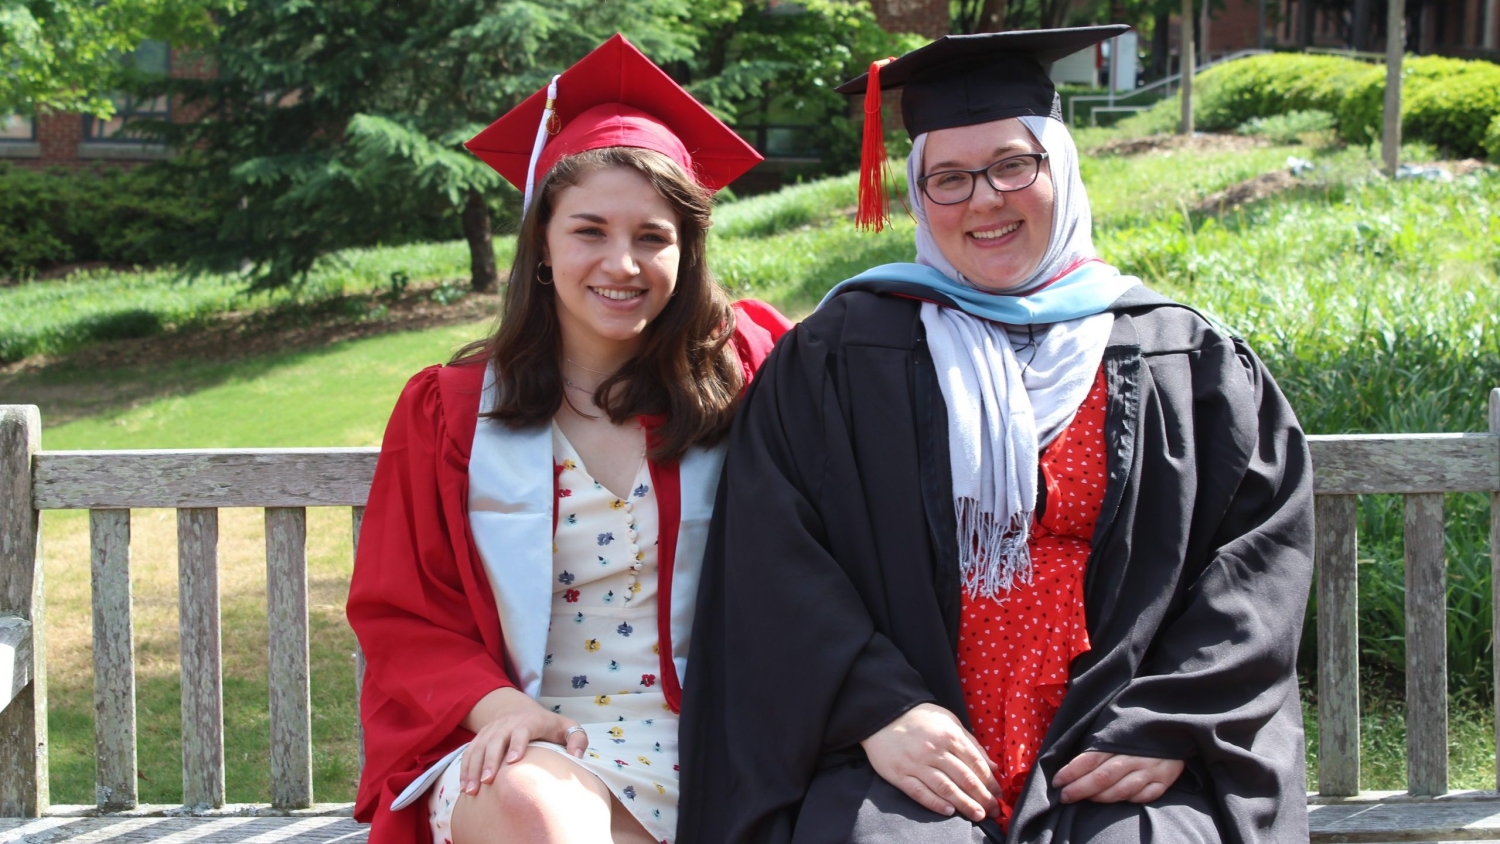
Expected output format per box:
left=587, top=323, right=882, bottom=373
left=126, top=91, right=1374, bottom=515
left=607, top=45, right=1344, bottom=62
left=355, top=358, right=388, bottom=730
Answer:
left=6, top=392, right=1500, bottom=842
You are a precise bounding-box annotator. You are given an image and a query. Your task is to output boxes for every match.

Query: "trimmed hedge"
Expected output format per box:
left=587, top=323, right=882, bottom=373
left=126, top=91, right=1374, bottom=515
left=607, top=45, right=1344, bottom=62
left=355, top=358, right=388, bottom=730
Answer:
left=1192, top=53, right=1382, bottom=133
left=1142, top=52, right=1500, bottom=158
left=0, top=163, right=229, bottom=281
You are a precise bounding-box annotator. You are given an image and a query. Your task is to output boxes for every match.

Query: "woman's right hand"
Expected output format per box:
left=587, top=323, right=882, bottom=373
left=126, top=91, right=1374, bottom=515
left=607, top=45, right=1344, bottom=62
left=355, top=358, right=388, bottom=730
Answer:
left=859, top=702, right=1002, bottom=822
left=458, top=687, right=590, bottom=795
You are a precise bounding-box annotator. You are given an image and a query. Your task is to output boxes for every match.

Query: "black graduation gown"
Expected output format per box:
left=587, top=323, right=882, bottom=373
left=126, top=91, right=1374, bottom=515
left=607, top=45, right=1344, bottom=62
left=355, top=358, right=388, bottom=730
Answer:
left=677, top=284, right=1315, bottom=844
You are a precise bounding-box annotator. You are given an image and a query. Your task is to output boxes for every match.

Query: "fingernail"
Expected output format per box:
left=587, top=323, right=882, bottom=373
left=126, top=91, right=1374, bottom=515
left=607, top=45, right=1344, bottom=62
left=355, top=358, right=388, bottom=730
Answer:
left=505, top=750, right=519, bottom=763
left=573, top=748, right=585, bottom=758
left=481, top=768, right=493, bottom=781
left=942, top=805, right=955, bottom=816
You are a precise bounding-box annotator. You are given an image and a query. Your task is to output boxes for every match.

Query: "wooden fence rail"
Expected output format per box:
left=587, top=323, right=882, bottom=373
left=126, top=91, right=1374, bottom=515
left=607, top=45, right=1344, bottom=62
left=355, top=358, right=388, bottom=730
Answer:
left=6, top=395, right=1500, bottom=839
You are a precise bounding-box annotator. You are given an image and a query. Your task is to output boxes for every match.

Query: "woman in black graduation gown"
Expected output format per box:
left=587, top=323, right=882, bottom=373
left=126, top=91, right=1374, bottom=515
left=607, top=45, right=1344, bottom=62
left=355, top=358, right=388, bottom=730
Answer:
left=677, top=26, right=1314, bottom=844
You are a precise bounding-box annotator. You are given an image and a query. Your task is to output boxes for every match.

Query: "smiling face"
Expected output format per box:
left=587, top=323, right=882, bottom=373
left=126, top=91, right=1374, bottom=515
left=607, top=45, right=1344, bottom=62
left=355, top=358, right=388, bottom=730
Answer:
left=921, top=118, right=1056, bottom=292
left=543, top=164, right=682, bottom=360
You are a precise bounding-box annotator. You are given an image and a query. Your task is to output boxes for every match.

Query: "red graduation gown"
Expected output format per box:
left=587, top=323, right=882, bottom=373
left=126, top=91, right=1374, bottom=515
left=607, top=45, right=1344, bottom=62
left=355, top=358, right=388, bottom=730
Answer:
left=347, top=301, right=788, bottom=844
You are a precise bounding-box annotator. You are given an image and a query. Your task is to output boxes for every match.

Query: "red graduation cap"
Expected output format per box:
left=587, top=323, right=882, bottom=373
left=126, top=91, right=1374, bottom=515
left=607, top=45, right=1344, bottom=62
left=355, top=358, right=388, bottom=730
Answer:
left=466, top=34, right=762, bottom=204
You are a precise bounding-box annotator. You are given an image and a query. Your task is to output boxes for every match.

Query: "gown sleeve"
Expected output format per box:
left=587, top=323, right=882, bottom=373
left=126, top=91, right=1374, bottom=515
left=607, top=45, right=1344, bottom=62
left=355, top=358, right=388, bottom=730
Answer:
left=347, top=364, right=514, bottom=832
left=729, top=298, right=794, bottom=387
left=1082, top=337, right=1314, bottom=799
left=679, top=316, right=937, bottom=843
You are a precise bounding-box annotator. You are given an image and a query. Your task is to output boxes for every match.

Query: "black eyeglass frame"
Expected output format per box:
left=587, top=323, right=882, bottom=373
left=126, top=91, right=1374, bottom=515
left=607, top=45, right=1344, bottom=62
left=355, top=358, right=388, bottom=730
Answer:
left=916, top=152, right=1050, bottom=206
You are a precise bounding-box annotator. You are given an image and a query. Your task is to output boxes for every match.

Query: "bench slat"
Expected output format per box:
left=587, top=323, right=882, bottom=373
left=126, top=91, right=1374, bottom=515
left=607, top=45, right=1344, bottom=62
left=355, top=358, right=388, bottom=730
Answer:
left=1405, top=492, right=1449, bottom=796
left=178, top=508, right=225, bottom=809
left=1316, top=494, right=1360, bottom=797
left=33, top=450, right=379, bottom=510
left=1309, top=797, right=1500, bottom=840
left=90, top=509, right=137, bottom=811
left=266, top=508, right=313, bottom=810
left=0, top=405, right=45, bottom=818
left=29, top=438, right=1500, bottom=509
left=1490, top=389, right=1500, bottom=792
left=352, top=506, right=367, bottom=781
left=1308, top=434, right=1500, bottom=495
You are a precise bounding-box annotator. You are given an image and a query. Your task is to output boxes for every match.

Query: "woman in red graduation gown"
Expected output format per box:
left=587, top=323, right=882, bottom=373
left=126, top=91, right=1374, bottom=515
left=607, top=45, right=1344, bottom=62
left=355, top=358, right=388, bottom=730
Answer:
left=347, top=35, right=787, bottom=844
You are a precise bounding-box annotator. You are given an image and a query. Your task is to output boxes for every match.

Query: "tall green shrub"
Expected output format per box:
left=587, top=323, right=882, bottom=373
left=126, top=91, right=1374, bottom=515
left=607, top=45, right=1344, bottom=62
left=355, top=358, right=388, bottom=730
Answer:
left=1193, top=53, right=1382, bottom=132
left=1136, top=52, right=1500, bottom=158
left=0, top=163, right=228, bottom=281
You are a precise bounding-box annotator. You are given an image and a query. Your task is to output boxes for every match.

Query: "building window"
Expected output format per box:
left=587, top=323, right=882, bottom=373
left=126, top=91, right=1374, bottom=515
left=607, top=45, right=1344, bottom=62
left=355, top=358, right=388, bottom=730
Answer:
left=82, top=40, right=171, bottom=142
left=0, top=114, right=34, bottom=142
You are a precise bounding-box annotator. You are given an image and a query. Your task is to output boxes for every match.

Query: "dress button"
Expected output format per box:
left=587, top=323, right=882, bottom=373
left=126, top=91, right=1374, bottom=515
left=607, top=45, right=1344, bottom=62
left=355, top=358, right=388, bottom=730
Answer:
left=627, top=544, right=640, bottom=556
left=627, top=529, right=639, bottom=542
left=624, top=501, right=634, bottom=513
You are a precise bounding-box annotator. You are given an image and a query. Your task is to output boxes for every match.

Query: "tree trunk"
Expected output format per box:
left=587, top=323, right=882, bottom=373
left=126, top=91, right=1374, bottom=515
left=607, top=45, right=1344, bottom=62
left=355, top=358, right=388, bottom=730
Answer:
left=1180, top=0, right=1195, bottom=135
left=1383, top=0, right=1406, bottom=178
left=1041, top=0, right=1071, bottom=30
left=977, top=0, right=1006, bottom=31
left=462, top=189, right=499, bottom=293
left=1352, top=0, right=1373, bottom=51
left=1198, top=0, right=1210, bottom=63
left=1152, top=10, right=1171, bottom=79
left=1297, top=0, right=1316, bottom=47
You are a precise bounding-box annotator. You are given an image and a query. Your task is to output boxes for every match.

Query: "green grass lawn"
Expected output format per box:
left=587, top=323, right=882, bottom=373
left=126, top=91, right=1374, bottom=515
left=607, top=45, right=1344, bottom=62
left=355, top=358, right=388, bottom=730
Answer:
left=11, top=129, right=1500, bottom=803
left=37, top=322, right=492, bottom=805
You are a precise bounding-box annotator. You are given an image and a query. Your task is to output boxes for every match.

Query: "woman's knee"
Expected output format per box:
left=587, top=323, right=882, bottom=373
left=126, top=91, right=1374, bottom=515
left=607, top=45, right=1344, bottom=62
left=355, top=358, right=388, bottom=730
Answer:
left=451, top=749, right=612, bottom=839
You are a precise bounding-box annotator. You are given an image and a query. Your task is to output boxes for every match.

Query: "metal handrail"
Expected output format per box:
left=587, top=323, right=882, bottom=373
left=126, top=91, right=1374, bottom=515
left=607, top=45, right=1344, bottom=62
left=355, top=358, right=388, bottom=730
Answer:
left=1066, top=48, right=1273, bottom=125
left=1305, top=46, right=1387, bottom=62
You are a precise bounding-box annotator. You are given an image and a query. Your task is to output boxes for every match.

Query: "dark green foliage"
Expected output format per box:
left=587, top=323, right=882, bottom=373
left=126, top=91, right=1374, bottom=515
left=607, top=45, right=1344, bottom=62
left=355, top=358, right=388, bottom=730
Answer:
left=0, top=163, right=224, bottom=281
left=154, top=0, right=694, bottom=290
left=134, top=0, right=921, bottom=291
left=685, top=0, right=923, bottom=177
left=0, top=0, right=224, bottom=117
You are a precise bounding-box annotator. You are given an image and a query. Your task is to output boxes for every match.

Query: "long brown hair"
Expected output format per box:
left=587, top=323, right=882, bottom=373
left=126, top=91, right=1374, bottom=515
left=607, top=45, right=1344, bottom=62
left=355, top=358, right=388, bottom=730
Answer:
left=454, top=147, right=743, bottom=463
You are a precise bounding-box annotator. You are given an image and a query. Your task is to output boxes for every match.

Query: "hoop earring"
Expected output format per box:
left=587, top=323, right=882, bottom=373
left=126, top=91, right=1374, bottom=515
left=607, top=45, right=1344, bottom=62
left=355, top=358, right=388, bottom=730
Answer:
left=536, top=261, right=553, bottom=285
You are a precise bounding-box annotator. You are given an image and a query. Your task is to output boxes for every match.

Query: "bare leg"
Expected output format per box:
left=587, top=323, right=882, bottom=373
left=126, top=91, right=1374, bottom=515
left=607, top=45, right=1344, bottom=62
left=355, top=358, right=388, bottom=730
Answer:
left=610, top=794, right=658, bottom=844
left=450, top=748, right=613, bottom=844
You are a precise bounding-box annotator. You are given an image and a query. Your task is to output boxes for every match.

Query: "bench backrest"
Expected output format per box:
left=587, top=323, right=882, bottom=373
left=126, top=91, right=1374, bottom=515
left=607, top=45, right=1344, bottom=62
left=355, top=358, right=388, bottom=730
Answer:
left=3, top=391, right=1500, bottom=815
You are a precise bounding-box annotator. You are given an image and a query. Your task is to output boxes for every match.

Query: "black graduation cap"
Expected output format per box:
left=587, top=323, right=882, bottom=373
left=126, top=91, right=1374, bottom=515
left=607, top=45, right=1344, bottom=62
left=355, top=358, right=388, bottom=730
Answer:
left=838, top=26, right=1129, bottom=138
left=838, top=26, right=1128, bottom=230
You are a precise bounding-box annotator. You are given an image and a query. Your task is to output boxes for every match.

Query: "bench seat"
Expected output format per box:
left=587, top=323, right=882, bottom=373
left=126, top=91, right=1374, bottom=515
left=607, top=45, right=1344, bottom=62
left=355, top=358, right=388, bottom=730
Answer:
left=5, top=797, right=1500, bottom=843
left=0, top=809, right=365, bottom=843
left=1311, top=793, right=1500, bottom=842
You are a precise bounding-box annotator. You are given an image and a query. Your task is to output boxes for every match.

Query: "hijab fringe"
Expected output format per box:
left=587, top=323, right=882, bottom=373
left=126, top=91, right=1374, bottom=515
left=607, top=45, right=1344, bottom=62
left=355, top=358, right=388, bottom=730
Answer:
left=958, top=498, right=1035, bottom=599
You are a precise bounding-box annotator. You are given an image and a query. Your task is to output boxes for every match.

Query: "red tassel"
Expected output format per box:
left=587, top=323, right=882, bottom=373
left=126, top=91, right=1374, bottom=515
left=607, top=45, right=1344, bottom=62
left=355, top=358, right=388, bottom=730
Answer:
left=856, top=58, right=894, bottom=232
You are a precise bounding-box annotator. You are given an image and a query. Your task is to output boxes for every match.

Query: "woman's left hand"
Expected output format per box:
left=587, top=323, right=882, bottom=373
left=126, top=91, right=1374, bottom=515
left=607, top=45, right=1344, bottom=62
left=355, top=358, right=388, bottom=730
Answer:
left=1051, top=751, right=1184, bottom=804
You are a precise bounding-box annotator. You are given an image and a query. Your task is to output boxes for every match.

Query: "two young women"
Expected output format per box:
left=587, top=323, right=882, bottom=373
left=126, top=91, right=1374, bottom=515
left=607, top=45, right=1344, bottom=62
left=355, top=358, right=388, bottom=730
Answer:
left=351, top=26, right=1314, bottom=844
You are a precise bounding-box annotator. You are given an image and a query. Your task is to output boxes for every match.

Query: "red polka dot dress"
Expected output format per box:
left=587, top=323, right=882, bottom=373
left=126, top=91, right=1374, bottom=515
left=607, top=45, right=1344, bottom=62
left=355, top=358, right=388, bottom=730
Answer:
left=956, top=365, right=1108, bottom=830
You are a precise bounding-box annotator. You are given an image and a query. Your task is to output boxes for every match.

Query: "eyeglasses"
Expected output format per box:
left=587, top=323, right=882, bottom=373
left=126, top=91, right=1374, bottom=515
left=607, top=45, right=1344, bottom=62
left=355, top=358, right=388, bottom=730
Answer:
left=916, top=152, right=1050, bottom=206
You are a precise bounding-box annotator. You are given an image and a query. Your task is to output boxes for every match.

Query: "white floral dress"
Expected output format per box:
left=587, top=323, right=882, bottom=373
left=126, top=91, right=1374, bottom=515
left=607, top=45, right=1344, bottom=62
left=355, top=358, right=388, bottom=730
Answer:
left=428, top=423, right=679, bottom=843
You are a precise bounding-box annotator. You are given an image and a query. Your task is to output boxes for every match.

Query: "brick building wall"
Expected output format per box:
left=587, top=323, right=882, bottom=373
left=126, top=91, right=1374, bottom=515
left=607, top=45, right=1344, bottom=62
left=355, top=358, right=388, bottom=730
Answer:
left=869, top=0, right=950, bottom=39
left=2, top=45, right=214, bottom=172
